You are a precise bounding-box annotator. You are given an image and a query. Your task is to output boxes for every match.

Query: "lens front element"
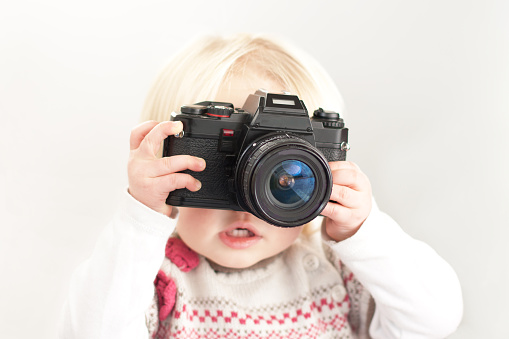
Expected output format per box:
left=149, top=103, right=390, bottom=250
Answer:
left=268, top=160, right=315, bottom=209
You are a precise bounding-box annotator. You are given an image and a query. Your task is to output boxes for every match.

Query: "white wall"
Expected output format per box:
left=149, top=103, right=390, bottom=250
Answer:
left=1, top=1, right=507, bottom=337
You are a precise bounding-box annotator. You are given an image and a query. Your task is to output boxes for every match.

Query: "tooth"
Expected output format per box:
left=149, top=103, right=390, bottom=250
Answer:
left=227, top=229, right=253, bottom=237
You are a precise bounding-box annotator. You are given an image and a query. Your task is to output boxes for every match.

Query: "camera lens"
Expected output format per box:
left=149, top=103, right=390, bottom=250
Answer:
left=267, top=160, right=315, bottom=209
left=236, top=133, right=332, bottom=227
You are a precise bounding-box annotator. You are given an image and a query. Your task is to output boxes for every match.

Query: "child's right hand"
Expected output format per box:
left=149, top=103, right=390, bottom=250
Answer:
left=127, top=121, right=206, bottom=217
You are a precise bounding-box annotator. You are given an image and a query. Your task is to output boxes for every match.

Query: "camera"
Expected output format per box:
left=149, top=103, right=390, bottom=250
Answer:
left=163, top=90, right=349, bottom=227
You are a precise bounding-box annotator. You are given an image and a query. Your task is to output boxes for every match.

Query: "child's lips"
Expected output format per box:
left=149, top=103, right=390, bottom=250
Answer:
left=219, top=222, right=262, bottom=249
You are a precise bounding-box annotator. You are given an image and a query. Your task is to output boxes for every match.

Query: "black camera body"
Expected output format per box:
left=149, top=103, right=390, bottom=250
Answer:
left=163, top=90, right=349, bottom=227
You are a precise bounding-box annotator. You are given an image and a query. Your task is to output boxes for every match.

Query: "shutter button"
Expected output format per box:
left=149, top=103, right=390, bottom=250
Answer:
left=303, top=254, right=320, bottom=271
left=331, top=284, right=347, bottom=302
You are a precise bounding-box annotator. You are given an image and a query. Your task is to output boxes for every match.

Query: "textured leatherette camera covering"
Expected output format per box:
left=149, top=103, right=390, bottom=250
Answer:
left=165, top=136, right=231, bottom=206
left=319, top=147, right=346, bottom=162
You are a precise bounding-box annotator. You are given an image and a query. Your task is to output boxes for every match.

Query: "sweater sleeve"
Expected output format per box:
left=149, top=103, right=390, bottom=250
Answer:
left=328, top=199, right=463, bottom=339
left=58, top=190, right=177, bottom=339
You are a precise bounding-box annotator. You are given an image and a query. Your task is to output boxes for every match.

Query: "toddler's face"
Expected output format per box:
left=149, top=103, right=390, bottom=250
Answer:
left=176, top=208, right=303, bottom=269
left=175, top=71, right=303, bottom=269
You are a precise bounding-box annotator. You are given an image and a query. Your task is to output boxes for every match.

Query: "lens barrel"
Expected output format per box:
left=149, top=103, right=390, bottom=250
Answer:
left=236, top=133, right=332, bottom=227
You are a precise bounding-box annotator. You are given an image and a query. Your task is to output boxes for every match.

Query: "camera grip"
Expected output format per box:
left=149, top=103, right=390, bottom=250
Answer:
left=319, top=147, right=347, bottom=162
left=164, top=137, right=231, bottom=206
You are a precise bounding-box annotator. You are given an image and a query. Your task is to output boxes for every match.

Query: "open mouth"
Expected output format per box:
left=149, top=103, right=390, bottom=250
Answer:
left=219, top=224, right=262, bottom=249
left=225, top=228, right=256, bottom=238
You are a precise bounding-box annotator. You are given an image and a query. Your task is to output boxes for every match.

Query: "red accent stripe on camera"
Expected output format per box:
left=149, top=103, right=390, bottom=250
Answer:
left=206, top=113, right=231, bottom=118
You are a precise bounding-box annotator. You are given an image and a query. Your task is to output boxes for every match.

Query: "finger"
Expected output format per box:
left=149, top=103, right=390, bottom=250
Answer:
left=320, top=201, right=353, bottom=222
left=169, top=206, right=180, bottom=219
left=331, top=168, right=370, bottom=191
left=139, top=121, right=183, bottom=157
left=156, top=204, right=174, bottom=218
left=328, top=161, right=360, bottom=172
left=329, top=185, right=362, bottom=208
left=154, top=172, right=202, bottom=193
left=130, top=121, right=159, bottom=150
left=149, top=155, right=206, bottom=177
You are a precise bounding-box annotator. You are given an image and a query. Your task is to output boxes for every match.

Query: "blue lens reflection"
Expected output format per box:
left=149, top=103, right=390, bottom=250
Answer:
left=268, top=160, right=315, bottom=208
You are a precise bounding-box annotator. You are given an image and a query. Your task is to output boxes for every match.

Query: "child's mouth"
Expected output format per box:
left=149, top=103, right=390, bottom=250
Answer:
left=225, top=228, right=256, bottom=238
left=219, top=224, right=261, bottom=249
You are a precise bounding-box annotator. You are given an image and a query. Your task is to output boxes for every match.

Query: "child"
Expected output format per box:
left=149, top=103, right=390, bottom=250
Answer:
left=59, top=34, right=463, bottom=339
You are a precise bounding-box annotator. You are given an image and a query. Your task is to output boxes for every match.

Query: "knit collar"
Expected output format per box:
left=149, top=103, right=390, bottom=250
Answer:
left=205, top=254, right=281, bottom=274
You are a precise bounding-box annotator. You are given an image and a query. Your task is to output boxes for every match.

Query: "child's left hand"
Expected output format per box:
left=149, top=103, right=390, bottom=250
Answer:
left=320, top=161, right=372, bottom=242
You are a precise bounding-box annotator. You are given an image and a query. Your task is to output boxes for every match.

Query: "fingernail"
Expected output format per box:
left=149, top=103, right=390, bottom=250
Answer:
left=195, top=180, right=202, bottom=191
left=198, top=158, right=206, bottom=169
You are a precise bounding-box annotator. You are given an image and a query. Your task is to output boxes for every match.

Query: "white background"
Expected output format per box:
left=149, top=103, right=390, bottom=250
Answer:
left=1, top=0, right=508, bottom=338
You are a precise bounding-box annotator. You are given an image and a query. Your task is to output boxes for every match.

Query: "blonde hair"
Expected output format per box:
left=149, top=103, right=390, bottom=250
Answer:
left=140, top=33, right=345, bottom=122
left=141, top=33, right=345, bottom=235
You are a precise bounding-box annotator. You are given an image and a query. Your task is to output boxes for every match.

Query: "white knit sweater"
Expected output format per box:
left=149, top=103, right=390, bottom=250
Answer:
left=58, top=191, right=463, bottom=339
left=147, top=234, right=371, bottom=338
